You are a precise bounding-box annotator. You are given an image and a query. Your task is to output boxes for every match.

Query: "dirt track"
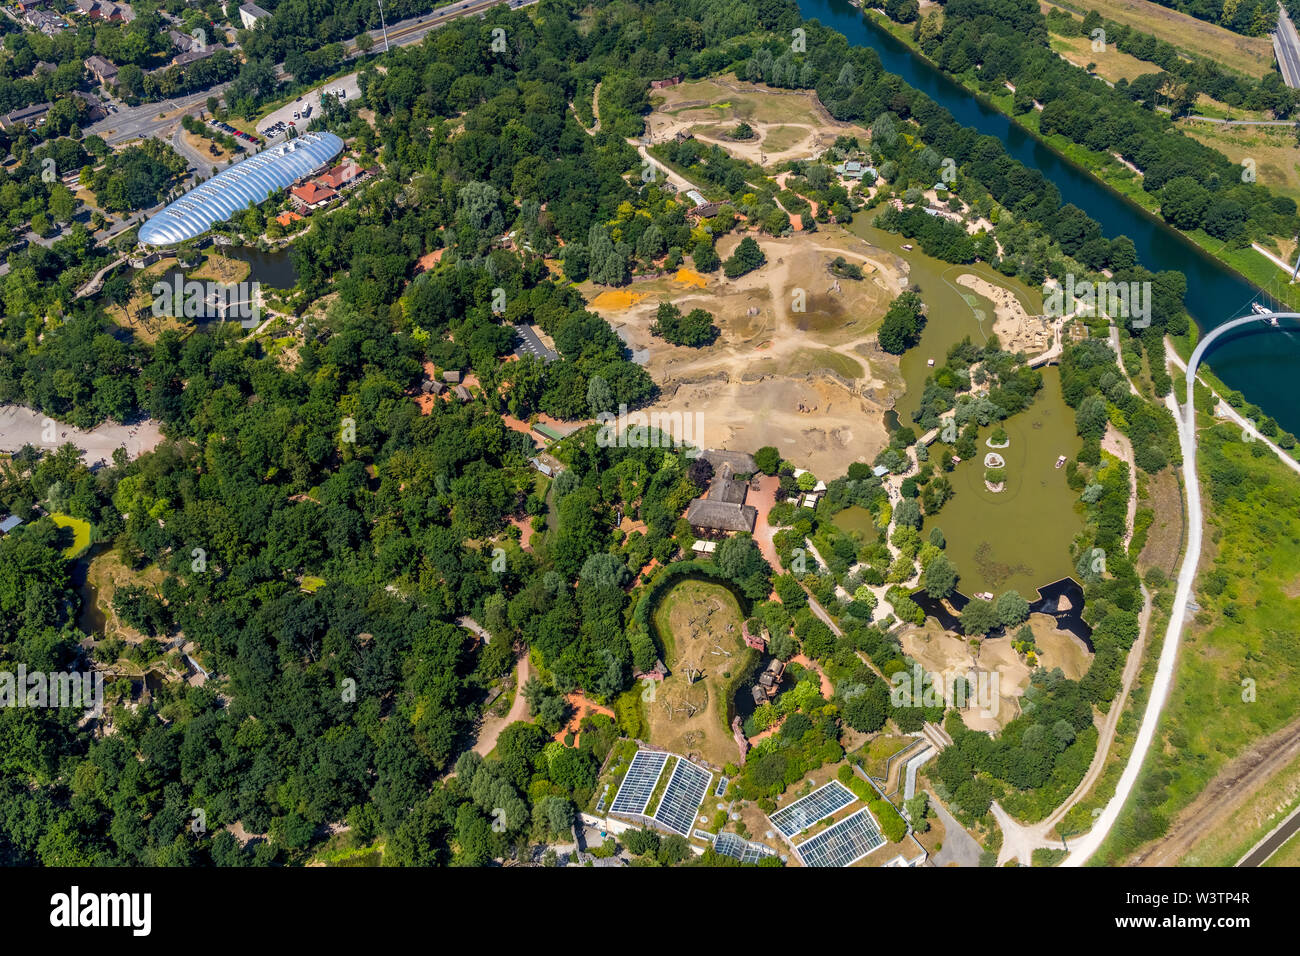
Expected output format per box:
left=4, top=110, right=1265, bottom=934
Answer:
left=1128, top=716, right=1300, bottom=866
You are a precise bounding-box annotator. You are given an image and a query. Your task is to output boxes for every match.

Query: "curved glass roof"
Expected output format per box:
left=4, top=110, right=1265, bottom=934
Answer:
left=138, top=131, right=344, bottom=246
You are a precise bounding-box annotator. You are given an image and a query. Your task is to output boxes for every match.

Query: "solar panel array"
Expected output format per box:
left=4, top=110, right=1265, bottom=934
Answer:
left=609, top=751, right=668, bottom=816
left=715, top=831, right=778, bottom=864
left=653, top=759, right=711, bottom=836
left=796, top=808, right=884, bottom=868
left=769, top=780, right=857, bottom=837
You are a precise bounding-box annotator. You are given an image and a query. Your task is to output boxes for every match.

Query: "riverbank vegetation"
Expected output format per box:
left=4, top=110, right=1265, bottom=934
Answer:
left=872, top=0, right=1300, bottom=304
left=1096, top=420, right=1300, bottom=861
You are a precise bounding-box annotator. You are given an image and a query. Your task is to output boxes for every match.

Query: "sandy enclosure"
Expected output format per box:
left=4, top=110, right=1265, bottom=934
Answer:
left=0, top=405, right=164, bottom=464
left=900, top=614, right=1091, bottom=732
left=585, top=231, right=910, bottom=476
left=955, top=273, right=1052, bottom=356
left=646, top=75, right=874, bottom=166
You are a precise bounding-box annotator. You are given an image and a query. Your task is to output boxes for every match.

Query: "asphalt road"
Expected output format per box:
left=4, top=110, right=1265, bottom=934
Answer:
left=84, top=0, right=540, bottom=148
left=1238, top=803, right=1300, bottom=866
left=1275, top=2, right=1300, bottom=89
left=1062, top=316, right=1295, bottom=866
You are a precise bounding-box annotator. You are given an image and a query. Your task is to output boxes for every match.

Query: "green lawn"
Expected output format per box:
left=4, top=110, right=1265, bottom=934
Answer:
left=1099, top=421, right=1300, bottom=861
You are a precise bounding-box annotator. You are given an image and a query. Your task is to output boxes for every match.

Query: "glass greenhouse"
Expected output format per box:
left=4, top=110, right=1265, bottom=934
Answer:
left=138, top=131, right=344, bottom=246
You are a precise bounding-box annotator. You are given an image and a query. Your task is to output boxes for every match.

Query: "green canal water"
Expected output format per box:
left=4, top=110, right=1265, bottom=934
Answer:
left=920, top=366, right=1083, bottom=598
left=831, top=504, right=880, bottom=544
left=846, top=218, right=1042, bottom=427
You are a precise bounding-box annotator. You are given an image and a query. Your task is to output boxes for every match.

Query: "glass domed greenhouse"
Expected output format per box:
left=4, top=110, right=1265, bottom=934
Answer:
left=137, top=131, right=344, bottom=246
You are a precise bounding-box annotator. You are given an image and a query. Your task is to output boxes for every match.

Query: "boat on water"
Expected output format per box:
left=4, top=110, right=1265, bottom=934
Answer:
left=902, top=243, right=913, bottom=251
left=1252, top=302, right=1280, bottom=326
left=1055, top=455, right=1067, bottom=468
left=975, top=591, right=994, bottom=601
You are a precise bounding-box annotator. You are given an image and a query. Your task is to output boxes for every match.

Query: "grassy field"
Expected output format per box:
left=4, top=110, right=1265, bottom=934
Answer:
left=49, top=513, right=92, bottom=558
left=645, top=579, right=748, bottom=766
left=1177, top=120, right=1300, bottom=207
left=1049, top=32, right=1157, bottom=83
left=1264, top=825, right=1300, bottom=865
left=1177, top=748, right=1300, bottom=864
left=1099, top=421, right=1300, bottom=861
left=1041, top=0, right=1275, bottom=77
left=190, top=252, right=252, bottom=285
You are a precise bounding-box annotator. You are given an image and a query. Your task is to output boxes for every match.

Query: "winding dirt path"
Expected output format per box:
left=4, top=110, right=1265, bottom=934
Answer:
left=472, top=650, right=531, bottom=757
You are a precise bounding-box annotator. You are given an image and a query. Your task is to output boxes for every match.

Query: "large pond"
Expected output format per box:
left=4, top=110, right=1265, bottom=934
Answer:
left=920, top=366, right=1083, bottom=598
left=846, top=218, right=1040, bottom=426
left=800, top=0, right=1300, bottom=436
left=831, top=504, right=880, bottom=544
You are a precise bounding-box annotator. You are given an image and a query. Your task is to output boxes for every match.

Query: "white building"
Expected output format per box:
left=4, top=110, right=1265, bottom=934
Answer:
left=237, top=2, right=271, bottom=29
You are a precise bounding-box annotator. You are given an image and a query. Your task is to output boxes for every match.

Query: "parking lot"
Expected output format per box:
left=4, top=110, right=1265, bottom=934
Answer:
left=208, top=117, right=261, bottom=147
left=256, top=72, right=361, bottom=142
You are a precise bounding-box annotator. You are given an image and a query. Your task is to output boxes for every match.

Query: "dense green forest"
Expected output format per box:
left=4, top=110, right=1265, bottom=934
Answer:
left=0, top=0, right=1220, bottom=866
left=1045, top=7, right=1296, bottom=115
left=909, top=0, right=1300, bottom=247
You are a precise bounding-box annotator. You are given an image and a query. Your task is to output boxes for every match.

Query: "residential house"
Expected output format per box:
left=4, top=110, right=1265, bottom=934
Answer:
left=170, top=47, right=215, bottom=69
left=0, top=103, right=52, bottom=131
left=24, top=9, right=66, bottom=35
left=72, top=90, right=108, bottom=123
left=168, top=29, right=196, bottom=52
left=85, top=55, right=119, bottom=86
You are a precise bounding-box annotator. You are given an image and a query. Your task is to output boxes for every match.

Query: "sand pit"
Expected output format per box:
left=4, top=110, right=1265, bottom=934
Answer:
left=585, top=232, right=906, bottom=476
left=955, top=274, right=1052, bottom=356
left=0, top=404, right=164, bottom=465
left=590, top=289, right=651, bottom=310
left=647, top=76, right=873, bottom=167
left=900, top=611, right=1092, bottom=731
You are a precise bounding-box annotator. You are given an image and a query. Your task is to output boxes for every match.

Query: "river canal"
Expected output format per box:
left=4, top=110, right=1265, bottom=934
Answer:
left=800, top=0, right=1300, bottom=435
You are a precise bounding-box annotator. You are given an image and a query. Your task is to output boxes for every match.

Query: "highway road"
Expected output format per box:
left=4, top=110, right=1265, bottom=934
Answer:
left=84, top=0, right=538, bottom=147
left=1274, top=2, right=1300, bottom=88
left=1062, top=314, right=1294, bottom=866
